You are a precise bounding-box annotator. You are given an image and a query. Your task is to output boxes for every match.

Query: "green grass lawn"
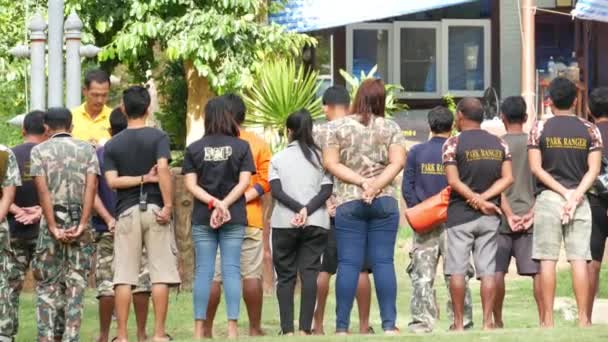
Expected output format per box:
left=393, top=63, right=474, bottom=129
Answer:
left=13, top=240, right=608, bottom=342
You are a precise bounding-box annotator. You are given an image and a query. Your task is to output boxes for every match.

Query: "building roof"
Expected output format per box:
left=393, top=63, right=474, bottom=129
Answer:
left=270, top=0, right=476, bottom=32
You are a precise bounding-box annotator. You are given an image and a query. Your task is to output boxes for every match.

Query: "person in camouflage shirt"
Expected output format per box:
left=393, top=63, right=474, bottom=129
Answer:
left=0, top=145, right=22, bottom=342
left=324, top=79, right=407, bottom=334
left=0, top=111, right=47, bottom=341
left=30, top=108, right=99, bottom=342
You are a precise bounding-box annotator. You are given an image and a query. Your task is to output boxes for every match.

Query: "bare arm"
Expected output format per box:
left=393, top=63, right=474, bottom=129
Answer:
left=445, top=165, right=478, bottom=202
left=480, top=160, right=514, bottom=201
left=500, top=192, right=515, bottom=218
left=323, top=146, right=365, bottom=186
left=105, top=170, right=157, bottom=190
left=157, top=158, right=173, bottom=209
left=222, top=171, right=252, bottom=207
left=0, top=186, right=16, bottom=221
left=573, top=150, right=602, bottom=198
left=528, top=149, right=569, bottom=197
left=184, top=173, right=215, bottom=205
left=79, top=173, right=98, bottom=227
left=9, top=203, right=22, bottom=216
left=93, top=194, right=114, bottom=224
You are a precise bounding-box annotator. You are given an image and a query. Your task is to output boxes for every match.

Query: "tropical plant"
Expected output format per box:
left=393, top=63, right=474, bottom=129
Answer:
left=443, top=93, right=458, bottom=135
left=243, top=59, right=323, bottom=152
left=339, top=65, right=408, bottom=116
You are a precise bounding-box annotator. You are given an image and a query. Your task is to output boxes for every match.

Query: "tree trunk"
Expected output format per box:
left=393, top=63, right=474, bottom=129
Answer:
left=184, top=60, right=214, bottom=146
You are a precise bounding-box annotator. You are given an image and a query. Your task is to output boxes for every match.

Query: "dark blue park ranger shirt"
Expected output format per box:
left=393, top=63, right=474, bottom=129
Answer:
left=402, top=136, right=448, bottom=208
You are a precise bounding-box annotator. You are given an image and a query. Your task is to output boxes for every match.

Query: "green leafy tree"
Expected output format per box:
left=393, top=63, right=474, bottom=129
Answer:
left=89, top=0, right=314, bottom=145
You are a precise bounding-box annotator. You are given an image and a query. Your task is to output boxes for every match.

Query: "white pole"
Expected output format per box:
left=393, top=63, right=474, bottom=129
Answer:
left=64, top=12, right=83, bottom=109
left=47, top=0, right=64, bottom=107
left=29, top=14, right=47, bottom=110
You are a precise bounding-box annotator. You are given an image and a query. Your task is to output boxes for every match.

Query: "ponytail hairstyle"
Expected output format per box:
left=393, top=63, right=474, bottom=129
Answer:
left=286, top=109, right=321, bottom=168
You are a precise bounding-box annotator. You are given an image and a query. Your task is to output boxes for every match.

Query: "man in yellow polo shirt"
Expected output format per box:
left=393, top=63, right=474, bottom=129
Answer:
left=71, top=69, right=113, bottom=145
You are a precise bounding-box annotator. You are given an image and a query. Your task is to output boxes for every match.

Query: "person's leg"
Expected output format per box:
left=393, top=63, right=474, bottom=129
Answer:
left=533, top=274, right=543, bottom=323
left=472, top=216, right=499, bottom=330
left=533, top=190, right=566, bottom=328
left=313, top=272, right=331, bottom=334
left=133, top=293, right=150, bottom=342
left=493, top=233, right=513, bottom=328
left=587, top=196, right=607, bottom=321
left=407, top=230, right=441, bottom=333
left=192, top=224, right=219, bottom=339
left=218, top=224, right=245, bottom=339
left=114, top=207, right=144, bottom=341
left=440, top=228, right=474, bottom=328
left=334, top=201, right=367, bottom=333
left=296, top=226, right=328, bottom=334
left=356, top=272, right=372, bottom=334
left=587, top=260, right=602, bottom=320
left=95, top=233, right=116, bottom=342
left=203, top=253, right=222, bottom=338
left=63, top=241, right=95, bottom=342
left=2, top=238, right=32, bottom=339
left=133, top=249, right=152, bottom=342
left=32, top=227, right=63, bottom=342
left=314, top=226, right=337, bottom=335
left=144, top=207, right=181, bottom=341
left=539, top=260, right=557, bottom=327
left=240, top=228, right=265, bottom=336
left=565, top=199, right=593, bottom=327
left=445, top=220, right=476, bottom=331
left=367, top=197, right=400, bottom=333
left=272, top=228, right=299, bottom=335
left=512, top=232, right=542, bottom=325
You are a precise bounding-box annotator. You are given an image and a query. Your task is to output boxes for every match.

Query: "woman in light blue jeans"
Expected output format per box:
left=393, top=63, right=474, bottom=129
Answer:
left=183, top=97, right=255, bottom=338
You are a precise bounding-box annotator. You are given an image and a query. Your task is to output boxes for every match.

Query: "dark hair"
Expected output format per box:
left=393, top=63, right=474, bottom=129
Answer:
left=351, top=78, right=386, bottom=126
left=589, top=87, right=608, bottom=119
left=109, top=107, right=128, bottom=136
left=204, top=97, right=239, bottom=137
left=427, top=106, right=454, bottom=134
left=286, top=109, right=321, bottom=168
left=223, top=93, right=247, bottom=125
left=456, top=97, right=485, bottom=123
left=84, top=69, right=111, bottom=88
left=44, top=107, right=72, bottom=131
left=23, top=110, right=46, bottom=135
left=322, top=86, right=350, bottom=107
left=122, top=86, right=151, bottom=119
left=501, top=96, right=527, bottom=124
left=548, top=77, right=577, bottom=110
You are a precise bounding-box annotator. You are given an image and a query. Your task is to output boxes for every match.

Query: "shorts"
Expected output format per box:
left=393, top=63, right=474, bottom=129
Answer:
left=95, top=232, right=151, bottom=297
left=445, top=215, right=500, bottom=278
left=532, top=190, right=592, bottom=261
left=495, top=232, right=539, bottom=276
left=113, top=204, right=181, bottom=286
left=589, top=195, right=608, bottom=262
left=320, top=223, right=372, bottom=275
left=214, top=227, right=264, bottom=281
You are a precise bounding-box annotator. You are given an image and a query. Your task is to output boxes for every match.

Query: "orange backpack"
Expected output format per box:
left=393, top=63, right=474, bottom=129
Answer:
left=404, top=186, right=451, bottom=234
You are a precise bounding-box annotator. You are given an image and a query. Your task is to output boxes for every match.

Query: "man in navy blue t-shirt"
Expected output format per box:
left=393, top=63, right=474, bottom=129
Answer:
left=402, top=107, right=474, bottom=333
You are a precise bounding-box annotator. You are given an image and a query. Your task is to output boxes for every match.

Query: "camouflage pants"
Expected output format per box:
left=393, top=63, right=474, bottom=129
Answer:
left=33, top=224, right=94, bottom=342
left=0, top=235, right=40, bottom=338
left=95, top=232, right=151, bottom=298
left=407, top=226, right=474, bottom=329
left=0, top=221, right=13, bottom=342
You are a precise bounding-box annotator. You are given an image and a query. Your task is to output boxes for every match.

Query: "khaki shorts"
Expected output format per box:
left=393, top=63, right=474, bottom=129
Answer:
left=95, top=232, right=151, bottom=298
left=214, top=227, right=263, bottom=281
left=532, top=190, right=592, bottom=261
left=113, top=204, right=181, bottom=286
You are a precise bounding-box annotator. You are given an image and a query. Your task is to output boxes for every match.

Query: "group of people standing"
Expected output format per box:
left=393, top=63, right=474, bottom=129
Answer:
left=0, top=67, right=607, bottom=342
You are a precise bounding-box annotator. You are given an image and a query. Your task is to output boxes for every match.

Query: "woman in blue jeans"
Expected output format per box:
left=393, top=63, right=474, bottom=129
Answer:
left=183, top=97, right=256, bottom=339
left=323, top=79, right=407, bottom=335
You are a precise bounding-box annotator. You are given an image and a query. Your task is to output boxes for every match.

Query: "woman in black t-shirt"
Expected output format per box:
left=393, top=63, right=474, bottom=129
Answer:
left=183, top=97, right=255, bottom=339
